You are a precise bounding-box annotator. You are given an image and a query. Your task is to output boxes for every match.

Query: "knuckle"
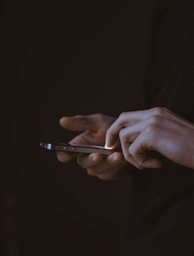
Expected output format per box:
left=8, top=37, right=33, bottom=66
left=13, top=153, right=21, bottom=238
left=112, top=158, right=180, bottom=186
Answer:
left=142, top=124, right=159, bottom=149
left=119, top=129, right=129, bottom=143
left=93, top=113, right=104, bottom=121
left=119, top=129, right=125, bottom=139
left=128, top=146, right=135, bottom=156
left=126, top=154, right=136, bottom=166
left=145, top=123, right=159, bottom=136
left=75, top=114, right=82, bottom=118
left=148, top=115, right=161, bottom=126
left=151, top=107, right=166, bottom=116
left=161, top=107, right=168, bottom=112
left=119, top=112, right=128, bottom=120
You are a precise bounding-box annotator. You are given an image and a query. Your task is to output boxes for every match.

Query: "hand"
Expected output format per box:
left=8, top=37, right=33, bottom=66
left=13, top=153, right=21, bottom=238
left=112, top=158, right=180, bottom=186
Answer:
left=105, top=107, right=194, bottom=170
left=57, top=114, right=127, bottom=180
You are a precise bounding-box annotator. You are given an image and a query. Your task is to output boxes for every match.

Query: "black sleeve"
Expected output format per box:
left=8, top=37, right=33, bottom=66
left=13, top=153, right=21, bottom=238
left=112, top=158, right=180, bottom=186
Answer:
left=144, top=0, right=194, bottom=122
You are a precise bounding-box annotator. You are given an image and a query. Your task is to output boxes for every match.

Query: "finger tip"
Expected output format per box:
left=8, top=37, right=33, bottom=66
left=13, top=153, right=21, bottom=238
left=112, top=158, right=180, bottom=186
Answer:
left=104, top=141, right=109, bottom=149
left=104, top=141, right=115, bottom=150
left=56, top=151, right=72, bottom=163
left=56, top=151, right=65, bottom=162
left=59, top=117, right=66, bottom=125
left=104, top=144, right=112, bottom=150
left=90, top=153, right=103, bottom=162
left=104, top=136, right=112, bottom=149
left=110, top=152, right=122, bottom=162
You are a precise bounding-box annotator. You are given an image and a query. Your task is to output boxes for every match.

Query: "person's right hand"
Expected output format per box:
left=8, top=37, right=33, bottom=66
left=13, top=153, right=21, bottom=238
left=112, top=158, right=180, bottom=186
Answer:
left=57, top=114, right=127, bottom=180
left=105, top=107, right=194, bottom=170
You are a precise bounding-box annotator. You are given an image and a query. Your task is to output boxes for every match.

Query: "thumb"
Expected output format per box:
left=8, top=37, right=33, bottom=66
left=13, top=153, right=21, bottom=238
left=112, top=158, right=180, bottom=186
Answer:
left=128, top=134, right=162, bottom=169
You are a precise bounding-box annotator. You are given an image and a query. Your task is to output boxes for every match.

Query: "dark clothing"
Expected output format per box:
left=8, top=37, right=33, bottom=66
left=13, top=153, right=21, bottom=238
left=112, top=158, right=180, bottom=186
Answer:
left=121, top=0, right=194, bottom=255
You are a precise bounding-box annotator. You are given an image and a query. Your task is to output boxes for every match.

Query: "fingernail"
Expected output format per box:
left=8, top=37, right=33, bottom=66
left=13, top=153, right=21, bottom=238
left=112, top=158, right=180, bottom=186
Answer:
left=105, top=144, right=113, bottom=149
left=104, top=141, right=114, bottom=149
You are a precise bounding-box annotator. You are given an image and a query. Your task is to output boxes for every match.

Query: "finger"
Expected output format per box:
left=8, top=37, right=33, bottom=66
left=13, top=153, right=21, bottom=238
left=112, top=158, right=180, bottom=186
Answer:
left=105, top=152, right=125, bottom=166
left=139, top=157, right=162, bottom=169
left=129, top=148, right=162, bottom=169
left=99, top=152, right=125, bottom=170
left=77, top=153, right=104, bottom=169
left=59, top=114, right=101, bottom=132
left=120, top=138, right=143, bottom=169
left=105, top=109, right=156, bottom=148
left=87, top=152, right=127, bottom=179
left=118, top=120, right=150, bottom=143
left=56, top=132, right=93, bottom=163
left=57, top=151, right=77, bottom=163
left=128, top=130, right=162, bottom=169
left=68, top=131, right=93, bottom=145
left=78, top=152, right=123, bottom=170
left=118, top=121, right=157, bottom=169
left=81, top=152, right=125, bottom=174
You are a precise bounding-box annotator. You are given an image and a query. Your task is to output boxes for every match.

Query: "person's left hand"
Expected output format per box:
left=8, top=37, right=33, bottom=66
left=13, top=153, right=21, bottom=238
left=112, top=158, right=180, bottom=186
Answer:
left=57, top=113, right=128, bottom=180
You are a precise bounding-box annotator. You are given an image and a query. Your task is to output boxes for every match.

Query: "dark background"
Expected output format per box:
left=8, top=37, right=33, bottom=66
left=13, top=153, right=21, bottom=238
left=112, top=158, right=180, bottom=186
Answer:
left=1, top=0, right=155, bottom=255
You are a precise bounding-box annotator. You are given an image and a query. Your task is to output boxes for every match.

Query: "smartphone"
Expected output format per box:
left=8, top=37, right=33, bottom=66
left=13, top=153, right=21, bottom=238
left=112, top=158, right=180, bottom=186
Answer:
left=40, top=142, right=117, bottom=156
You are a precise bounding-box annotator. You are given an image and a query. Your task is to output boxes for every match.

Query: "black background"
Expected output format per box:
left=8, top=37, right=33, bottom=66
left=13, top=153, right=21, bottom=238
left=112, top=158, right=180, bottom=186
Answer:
left=1, top=0, right=155, bottom=255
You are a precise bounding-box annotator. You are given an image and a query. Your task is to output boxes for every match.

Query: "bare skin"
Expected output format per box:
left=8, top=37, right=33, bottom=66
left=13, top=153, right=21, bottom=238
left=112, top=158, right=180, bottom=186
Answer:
left=57, top=107, right=194, bottom=178
left=56, top=114, right=127, bottom=180
left=105, top=107, right=194, bottom=170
